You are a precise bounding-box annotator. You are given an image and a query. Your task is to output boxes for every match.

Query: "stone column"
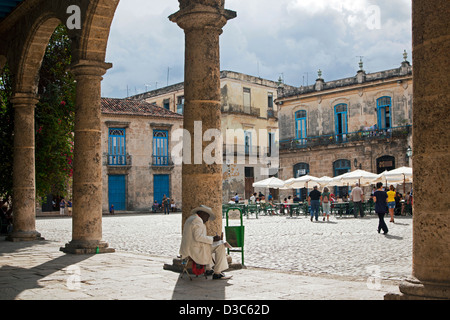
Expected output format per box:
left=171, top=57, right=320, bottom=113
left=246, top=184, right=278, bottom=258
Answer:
left=386, top=0, right=450, bottom=300
left=7, top=93, right=43, bottom=242
left=60, top=60, right=114, bottom=254
left=169, top=1, right=236, bottom=236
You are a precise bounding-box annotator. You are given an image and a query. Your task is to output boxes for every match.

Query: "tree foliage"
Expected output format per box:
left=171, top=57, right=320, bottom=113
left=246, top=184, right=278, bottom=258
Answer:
left=0, top=24, right=75, bottom=203
left=0, top=65, right=14, bottom=202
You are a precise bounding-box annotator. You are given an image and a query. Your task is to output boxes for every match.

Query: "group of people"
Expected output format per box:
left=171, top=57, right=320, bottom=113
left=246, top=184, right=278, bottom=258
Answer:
left=307, top=182, right=399, bottom=234
left=177, top=179, right=411, bottom=281
left=152, top=195, right=176, bottom=214
left=307, top=185, right=336, bottom=222
left=58, top=198, right=72, bottom=216
left=230, top=192, right=274, bottom=205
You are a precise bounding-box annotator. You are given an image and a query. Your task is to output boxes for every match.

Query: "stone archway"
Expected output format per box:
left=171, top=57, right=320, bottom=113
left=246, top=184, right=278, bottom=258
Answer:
left=0, top=0, right=119, bottom=250
left=6, top=15, right=63, bottom=242
left=0, top=0, right=235, bottom=251
left=1, top=0, right=449, bottom=300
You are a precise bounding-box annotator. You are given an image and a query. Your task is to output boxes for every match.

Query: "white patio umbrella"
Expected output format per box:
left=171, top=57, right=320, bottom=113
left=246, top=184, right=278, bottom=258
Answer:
left=385, top=166, right=412, bottom=183
left=372, top=167, right=413, bottom=184
left=327, top=173, right=351, bottom=187
left=317, top=176, right=333, bottom=187
left=279, top=178, right=295, bottom=190
left=252, top=177, right=286, bottom=189
left=371, top=166, right=413, bottom=194
left=284, top=175, right=321, bottom=189
left=340, top=169, right=378, bottom=186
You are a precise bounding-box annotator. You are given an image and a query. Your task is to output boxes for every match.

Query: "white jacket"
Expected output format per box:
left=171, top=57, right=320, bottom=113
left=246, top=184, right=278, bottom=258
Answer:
left=179, top=214, right=214, bottom=265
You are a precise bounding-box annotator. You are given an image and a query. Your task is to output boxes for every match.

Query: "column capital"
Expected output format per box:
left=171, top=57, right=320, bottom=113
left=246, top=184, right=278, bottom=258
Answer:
left=10, top=92, right=39, bottom=106
left=69, top=60, right=113, bottom=78
left=169, top=2, right=236, bottom=32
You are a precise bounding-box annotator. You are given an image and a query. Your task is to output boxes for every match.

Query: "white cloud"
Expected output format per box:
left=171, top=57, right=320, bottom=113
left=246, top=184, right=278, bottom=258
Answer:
left=101, top=0, right=412, bottom=97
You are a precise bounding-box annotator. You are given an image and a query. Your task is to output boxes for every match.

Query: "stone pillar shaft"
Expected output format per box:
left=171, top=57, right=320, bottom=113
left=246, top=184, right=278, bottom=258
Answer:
left=60, top=60, right=114, bottom=254
left=170, top=2, right=236, bottom=235
left=386, top=0, right=450, bottom=300
left=7, top=93, right=42, bottom=241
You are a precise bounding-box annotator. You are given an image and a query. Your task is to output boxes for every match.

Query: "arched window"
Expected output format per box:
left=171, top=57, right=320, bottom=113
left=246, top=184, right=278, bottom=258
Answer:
left=295, top=110, right=307, bottom=145
left=377, top=96, right=392, bottom=130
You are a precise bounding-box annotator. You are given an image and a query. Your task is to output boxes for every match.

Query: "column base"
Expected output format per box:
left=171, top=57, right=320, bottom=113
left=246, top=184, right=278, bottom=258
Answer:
left=6, top=230, right=44, bottom=242
left=60, top=240, right=115, bottom=255
left=385, top=277, right=450, bottom=300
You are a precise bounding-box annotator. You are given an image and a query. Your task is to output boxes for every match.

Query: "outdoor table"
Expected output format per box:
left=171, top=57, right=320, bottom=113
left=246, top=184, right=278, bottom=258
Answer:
left=332, top=202, right=349, bottom=217
left=274, top=202, right=302, bottom=216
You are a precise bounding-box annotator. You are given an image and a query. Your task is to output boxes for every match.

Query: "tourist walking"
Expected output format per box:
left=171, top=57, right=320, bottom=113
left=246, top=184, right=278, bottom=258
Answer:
left=350, top=183, right=364, bottom=217
left=387, top=185, right=396, bottom=223
left=308, top=185, right=321, bottom=222
left=373, top=182, right=388, bottom=234
left=322, top=187, right=331, bottom=221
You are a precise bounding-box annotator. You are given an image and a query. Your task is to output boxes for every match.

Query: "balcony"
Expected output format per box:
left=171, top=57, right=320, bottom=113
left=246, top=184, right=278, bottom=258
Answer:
left=151, top=155, right=175, bottom=171
left=221, top=104, right=261, bottom=117
left=106, top=154, right=132, bottom=175
left=108, top=154, right=130, bottom=166
left=280, top=125, right=412, bottom=150
left=267, top=109, right=278, bottom=119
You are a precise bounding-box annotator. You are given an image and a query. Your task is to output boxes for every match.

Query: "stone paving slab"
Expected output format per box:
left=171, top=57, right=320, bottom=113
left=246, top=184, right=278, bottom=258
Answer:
left=1, top=213, right=414, bottom=301
left=0, top=240, right=400, bottom=300
left=32, top=213, right=413, bottom=281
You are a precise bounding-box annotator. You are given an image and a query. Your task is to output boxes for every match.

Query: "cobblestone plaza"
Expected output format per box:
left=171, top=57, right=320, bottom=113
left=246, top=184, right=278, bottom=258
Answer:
left=35, top=213, right=412, bottom=282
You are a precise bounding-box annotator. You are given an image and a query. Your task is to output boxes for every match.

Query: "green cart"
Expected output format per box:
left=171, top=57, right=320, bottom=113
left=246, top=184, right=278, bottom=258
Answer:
left=225, top=207, right=245, bottom=266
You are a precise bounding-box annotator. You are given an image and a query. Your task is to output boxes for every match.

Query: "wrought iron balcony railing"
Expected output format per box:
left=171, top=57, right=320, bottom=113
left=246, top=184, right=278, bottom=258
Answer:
left=152, top=155, right=173, bottom=167
left=280, top=125, right=411, bottom=150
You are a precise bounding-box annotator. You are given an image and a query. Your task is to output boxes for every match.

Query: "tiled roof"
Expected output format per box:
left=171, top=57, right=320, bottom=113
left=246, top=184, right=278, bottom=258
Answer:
left=101, top=98, right=183, bottom=119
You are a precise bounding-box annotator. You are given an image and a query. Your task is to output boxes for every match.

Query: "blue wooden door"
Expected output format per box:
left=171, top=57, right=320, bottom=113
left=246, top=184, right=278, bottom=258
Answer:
left=295, top=110, right=307, bottom=144
left=334, top=104, right=348, bottom=143
left=108, top=175, right=126, bottom=211
left=377, top=96, right=392, bottom=130
left=153, top=174, right=170, bottom=204
left=108, top=128, right=126, bottom=165
left=153, top=130, right=169, bottom=166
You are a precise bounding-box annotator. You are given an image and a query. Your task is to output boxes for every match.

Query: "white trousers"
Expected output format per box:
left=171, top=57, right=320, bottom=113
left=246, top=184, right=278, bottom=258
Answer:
left=207, top=244, right=229, bottom=274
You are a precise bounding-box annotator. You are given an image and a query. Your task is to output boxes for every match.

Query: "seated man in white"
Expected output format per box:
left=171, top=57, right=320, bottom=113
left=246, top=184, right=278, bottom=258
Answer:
left=179, top=205, right=231, bottom=280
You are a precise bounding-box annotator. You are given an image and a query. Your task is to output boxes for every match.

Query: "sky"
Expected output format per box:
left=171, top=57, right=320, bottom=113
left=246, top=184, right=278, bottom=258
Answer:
left=101, top=0, right=412, bottom=98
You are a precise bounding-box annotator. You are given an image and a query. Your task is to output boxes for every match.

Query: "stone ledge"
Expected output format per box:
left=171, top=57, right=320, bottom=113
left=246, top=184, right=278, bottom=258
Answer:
left=163, top=257, right=244, bottom=274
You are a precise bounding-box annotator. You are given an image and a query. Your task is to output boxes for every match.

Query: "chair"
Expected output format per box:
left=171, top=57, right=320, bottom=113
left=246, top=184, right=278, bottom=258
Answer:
left=247, top=204, right=258, bottom=219
left=180, top=257, right=208, bottom=281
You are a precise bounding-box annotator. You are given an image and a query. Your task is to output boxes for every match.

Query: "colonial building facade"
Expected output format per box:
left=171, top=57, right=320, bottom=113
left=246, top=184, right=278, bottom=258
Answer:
left=276, top=56, right=413, bottom=200
left=101, top=98, right=183, bottom=212
left=130, top=71, right=291, bottom=202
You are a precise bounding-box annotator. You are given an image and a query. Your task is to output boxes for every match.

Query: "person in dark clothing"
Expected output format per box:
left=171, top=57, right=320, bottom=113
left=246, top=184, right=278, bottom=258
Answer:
left=308, top=185, right=322, bottom=222
left=373, top=182, right=388, bottom=234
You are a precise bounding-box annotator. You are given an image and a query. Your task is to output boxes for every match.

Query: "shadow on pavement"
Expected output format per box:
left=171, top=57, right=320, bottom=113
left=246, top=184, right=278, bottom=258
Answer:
left=0, top=239, right=91, bottom=300
left=171, top=272, right=232, bottom=300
